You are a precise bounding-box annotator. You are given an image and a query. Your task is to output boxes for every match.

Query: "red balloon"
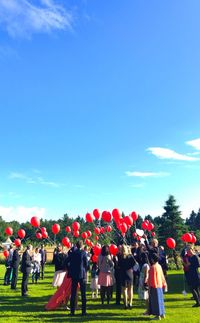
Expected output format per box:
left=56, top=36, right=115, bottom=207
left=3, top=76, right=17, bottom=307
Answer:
left=36, top=232, right=42, bottom=239
left=5, top=227, right=13, bottom=236
left=3, top=250, right=9, bottom=258
left=112, top=208, right=121, bottom=221
left=30, top=216, right=40, bottom=227
left=106, top=225, right=112, bottom=233
left=14, top=238, right=21, bottom=247
left=82, top=232, right=88, bottom=239
left=93, top=245, right=101, bottom=256
left=132, top=232, right=137, bottom=237
left=151, top=232, right=156, bottom=237
left=109, top=244, right=118, bottom=256
left=91, top=254, right=98, bottom=263
left=95, top=235, right=99, bottom=241
left=72, top=221, right=80, bottom=231
left=18, top=229, right=26, bottom=239
left=73, top=230, right=79, bottom=238
left=102, top=211, right=112, bottom=222
left=100, top=227, right=105, bottom=234
left=87, top=230, right=92, bottom=238
left=65, top=226, right=71, bottom=233
left=131, top=211, right=138, bottom=221
left=85, top=212, right=94, bottom=223
left=41, top=227, right=47, bottom=234
left=191, top=234, right=197, bottom=244
left=184, top=233, right=193, bottom=243
left=147, top=223, right=154, bottom=231
left=62, top=237, right=70, bottom=246
left=142, top=221, right=149, bottom=230
left=85, top=239, right=91, bottom=246
left=52, top=223, right=60, bottom=235
left=94, top=227, right=101, bottom=235
left=166, top=238, right=176, bottom=249
left=93, top=209, right=101, bottom=220
left=123, top=216, right=133, bottom=227
left=42, top=231, right=48, bottom=239
left=119, top=222, right=127, bottom=234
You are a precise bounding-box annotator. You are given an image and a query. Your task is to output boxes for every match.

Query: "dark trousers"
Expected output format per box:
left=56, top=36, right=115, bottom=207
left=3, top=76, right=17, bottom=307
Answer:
left=100, top=286, right=112, bottom=304
left=115, top=274, right=122, bottom=305
left=21, top=272, right=30, bottom=296
left=41, top=263, right=45, bottom=279
left=191, top=286, right=200, bottom=305
left=70, top=278, right=86, bottom=315
left=4, top=267, right=12, bottom=285
left=11, top=267, right=19, bottom=289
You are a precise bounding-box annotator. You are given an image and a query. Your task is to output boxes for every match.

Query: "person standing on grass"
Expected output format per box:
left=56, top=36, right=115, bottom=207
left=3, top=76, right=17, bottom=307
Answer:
left=98, top=245, right=114, bottom=305
left=4, top=245, right=14, bottom=286
left=32, top=247, right=41, bottom=284
left=148, top=253, right=166, bottom=320
left=39, top=244, right=47, bottom=280
left=138, top=252, right=150, bottom=315
left=11, top=245, right=21, bottom=289
left=118, top=244, right=136, bottom=309
left=113, top=245, right=123, bottom=305
left=66, top=240, right=88, bottom=316
left=21, top=244, right=33, bottom=297
left=186, top=246, right=200, bottom=307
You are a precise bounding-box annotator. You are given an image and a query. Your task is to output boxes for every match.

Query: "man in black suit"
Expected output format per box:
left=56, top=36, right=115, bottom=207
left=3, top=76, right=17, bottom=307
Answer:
left=67, top=240, right=88, bottom=316
left=11, top=246, right=21, bottom=289
left=21, top=244, right=32, bottom=297
left=39, top=244, right=47, bottom=279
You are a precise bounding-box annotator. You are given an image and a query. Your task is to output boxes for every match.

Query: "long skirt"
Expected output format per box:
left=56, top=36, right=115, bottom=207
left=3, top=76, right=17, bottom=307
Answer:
left=52, top=270, right=66, bottom=288
left=46, top=274, right=72, bottom=310
left=148, top=287, right=165, bottom=316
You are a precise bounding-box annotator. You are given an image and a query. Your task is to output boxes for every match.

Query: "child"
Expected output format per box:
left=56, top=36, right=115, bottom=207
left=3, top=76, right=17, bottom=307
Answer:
left=90, top=262, right=99, bottom=299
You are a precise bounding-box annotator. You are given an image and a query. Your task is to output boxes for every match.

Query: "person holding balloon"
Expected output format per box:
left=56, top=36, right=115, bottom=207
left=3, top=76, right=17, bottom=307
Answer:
left=21, top=244, right=33, bottom=297
left=98, top=245, right=114, bottom=305
left=4, top=244, right=14, bottom=286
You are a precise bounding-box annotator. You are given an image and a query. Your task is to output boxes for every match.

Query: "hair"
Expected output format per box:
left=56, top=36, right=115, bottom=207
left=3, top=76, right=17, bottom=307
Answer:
left=27, top=244, right=32, bottom=251
left=35, top=247, right=39, bottom=252
left=152, top=239, right=158, bottom=247
left=101, top=245, right=109, bottom=256
left=151, top=253, right=159, bottom=264
left=121, top=244, right=129, bottom=258
left=76, top=240, right=83, bottom=249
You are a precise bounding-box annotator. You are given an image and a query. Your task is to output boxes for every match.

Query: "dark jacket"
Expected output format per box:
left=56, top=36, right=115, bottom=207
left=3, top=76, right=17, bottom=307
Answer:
left=52, top=252, right=66, bottom=272
left=21, top=250, right=32, bottom=274
left=66, top=248, right=88, bottom=280
left=39, top=249, right=47, bottom=264
left=11, top=249, right=20, bottom=269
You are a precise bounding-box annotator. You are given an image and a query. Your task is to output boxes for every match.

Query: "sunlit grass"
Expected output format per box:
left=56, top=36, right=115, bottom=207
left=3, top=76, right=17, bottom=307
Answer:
left=0, top=264, right=199, bottom=323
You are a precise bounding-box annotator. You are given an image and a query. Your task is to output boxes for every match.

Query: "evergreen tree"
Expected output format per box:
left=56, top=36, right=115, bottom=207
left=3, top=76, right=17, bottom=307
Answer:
left=185, top=210, right=197, bottom=231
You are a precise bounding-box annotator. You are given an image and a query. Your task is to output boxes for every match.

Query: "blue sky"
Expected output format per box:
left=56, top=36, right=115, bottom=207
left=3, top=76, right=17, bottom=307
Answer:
left=0, top=0, right=200, bottom=223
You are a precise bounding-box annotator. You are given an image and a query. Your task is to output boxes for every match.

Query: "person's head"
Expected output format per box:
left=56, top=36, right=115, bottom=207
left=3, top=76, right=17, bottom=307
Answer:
left=27, top=244, right=33, bottom=253
left=101, top=245, right=109, bottom=256
left=40, top=244, right=44, bottom=249
left=118, top=245, right=122, bottom=255
left=187, top=246, right=195, bottom=257
left=159, top=246, right=164, bottom=251
left=121, top=244, right=129, bottom=258
left=150, top=253, right=159, bottom=265
left=57, top=243, right=62, bottom=252
left=152, top=239, right=158, bottom=248
left=35, top=247, right=39, bottom=253
left=76, top=240, right=84, bottom=250
left=140, top=252, right=149, bottom=266
left=132, top=241, right=139, bottom=249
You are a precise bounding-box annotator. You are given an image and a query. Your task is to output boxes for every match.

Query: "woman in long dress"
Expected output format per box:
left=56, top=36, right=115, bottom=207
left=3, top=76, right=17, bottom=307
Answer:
left=148, top=253, right=166, bottom=320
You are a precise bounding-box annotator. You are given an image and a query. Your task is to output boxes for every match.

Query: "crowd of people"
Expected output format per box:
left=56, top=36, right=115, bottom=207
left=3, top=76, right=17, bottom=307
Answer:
left=2, top=236, right=200, bottom=320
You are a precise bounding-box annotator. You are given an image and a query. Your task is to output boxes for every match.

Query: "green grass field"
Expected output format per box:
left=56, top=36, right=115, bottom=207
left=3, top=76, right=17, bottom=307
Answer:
left=0, top=264, right=199, bottom=323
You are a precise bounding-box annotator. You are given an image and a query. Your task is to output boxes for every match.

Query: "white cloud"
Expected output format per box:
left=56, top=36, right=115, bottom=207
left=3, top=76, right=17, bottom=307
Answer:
left=9, top=171, right=60, bottom=188
left=186, top=138, right=200, bottom=151
left=0, top=205, right=46, bottom=222
left=147, top=147, right=199, bottom=161
left=0, top=0, right=73, bottom=38
left=125, top=171, right=170, bottom=178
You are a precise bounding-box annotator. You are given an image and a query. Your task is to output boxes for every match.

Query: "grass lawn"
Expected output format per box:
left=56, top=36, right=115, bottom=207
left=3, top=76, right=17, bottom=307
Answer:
left=0, top=264, right=199, bottom=323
